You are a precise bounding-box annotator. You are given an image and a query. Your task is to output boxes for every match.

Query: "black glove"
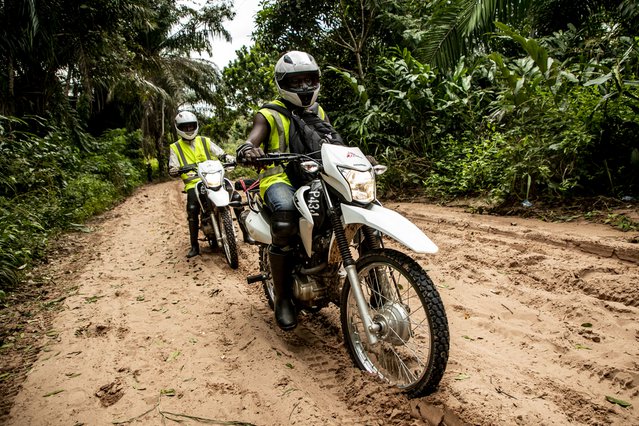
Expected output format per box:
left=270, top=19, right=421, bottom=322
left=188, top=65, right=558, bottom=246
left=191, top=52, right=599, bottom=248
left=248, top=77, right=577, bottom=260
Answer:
left=237, top=142, right=265, bottom=165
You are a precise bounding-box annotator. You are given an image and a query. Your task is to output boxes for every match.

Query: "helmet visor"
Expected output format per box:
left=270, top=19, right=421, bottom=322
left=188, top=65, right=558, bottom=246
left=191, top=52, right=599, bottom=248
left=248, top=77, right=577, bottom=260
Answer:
left=177, top=122, right=197, bottom=132
left=280, top=72, right=320, bottom=93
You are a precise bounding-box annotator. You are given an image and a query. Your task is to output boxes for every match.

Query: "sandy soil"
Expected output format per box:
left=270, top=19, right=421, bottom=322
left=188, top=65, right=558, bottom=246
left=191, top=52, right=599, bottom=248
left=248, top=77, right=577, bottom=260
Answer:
left=1, top=180, right=638, bottom=425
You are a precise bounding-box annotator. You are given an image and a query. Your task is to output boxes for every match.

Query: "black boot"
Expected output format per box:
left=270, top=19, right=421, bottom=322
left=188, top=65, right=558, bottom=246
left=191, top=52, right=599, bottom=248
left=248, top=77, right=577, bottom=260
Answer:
left=186, top=219, right=200, bottom=258
left=268, top=246, right=297, bottom=330
left=236, top=208, right=255, bottom=244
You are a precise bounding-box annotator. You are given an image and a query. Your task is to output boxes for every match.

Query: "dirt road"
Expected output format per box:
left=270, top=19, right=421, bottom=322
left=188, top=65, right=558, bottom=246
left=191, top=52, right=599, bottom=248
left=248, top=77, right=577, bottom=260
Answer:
left=1, top=181, right=638, bottom=425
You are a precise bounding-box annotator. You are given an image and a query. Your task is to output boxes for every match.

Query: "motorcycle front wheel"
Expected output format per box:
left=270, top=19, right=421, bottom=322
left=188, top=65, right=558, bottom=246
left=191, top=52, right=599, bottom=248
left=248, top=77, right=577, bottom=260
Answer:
left=258, top=245, right=275, bottom=310
left=218, top=207, right=238, bottom=269
left=340, top=248, right=449, bottom=397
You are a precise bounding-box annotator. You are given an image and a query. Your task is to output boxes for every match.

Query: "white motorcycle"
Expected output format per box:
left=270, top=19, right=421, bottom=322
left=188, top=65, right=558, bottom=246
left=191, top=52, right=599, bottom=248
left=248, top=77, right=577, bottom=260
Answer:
left=237, top=144, right=449, bottom=397
left=178, top=159, right=239, bottom=269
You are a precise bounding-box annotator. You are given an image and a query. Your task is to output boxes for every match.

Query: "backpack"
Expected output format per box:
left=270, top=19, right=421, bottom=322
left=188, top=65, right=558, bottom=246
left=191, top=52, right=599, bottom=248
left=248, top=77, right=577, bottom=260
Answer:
left=262, top=102, right=345, bottom=187
left=262, top=103, right=344, bottom=160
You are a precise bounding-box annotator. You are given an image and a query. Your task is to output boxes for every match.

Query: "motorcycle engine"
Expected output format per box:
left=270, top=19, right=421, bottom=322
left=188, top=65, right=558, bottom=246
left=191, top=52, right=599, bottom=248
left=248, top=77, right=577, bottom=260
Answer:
left=293, top=273, right=326, bottom=303
left=200, top=216, right=214, bottom=237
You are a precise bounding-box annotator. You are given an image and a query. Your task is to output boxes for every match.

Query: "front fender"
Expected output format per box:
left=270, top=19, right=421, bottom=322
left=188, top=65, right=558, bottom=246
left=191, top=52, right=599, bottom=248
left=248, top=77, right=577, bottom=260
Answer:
left=341, top=203, right=438, bottom=254
left=207, top=188, right=230, bottom=207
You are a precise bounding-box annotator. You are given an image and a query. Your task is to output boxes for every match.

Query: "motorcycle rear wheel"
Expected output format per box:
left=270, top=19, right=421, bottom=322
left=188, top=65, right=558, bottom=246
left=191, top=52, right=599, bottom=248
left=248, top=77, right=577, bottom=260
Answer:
left=218, top=208, right=238, bottom=269
left=340, top=248, right=449, bottom=397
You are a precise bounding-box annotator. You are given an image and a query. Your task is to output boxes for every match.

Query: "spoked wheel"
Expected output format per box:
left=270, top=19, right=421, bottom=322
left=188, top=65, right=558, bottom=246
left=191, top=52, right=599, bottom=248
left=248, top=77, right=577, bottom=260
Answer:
left=340, top=248, right=449, bottom=397
left=218, top=208, right=238, bottom=269
left=258, top=245, right=275, bottom=310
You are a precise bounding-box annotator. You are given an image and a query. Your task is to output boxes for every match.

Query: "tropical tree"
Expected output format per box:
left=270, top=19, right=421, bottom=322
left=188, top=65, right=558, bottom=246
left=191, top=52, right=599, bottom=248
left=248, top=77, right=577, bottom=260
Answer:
left=414, top=0, right=636, bottom=71
left=0, top=0, right=235, bottom=173
left=99, top=0, right=235, bottom=172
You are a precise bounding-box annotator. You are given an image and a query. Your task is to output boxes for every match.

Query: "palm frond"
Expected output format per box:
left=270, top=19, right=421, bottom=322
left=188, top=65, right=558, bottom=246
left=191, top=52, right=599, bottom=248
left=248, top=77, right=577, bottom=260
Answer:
left=419, top=0, right=465, bottom=70
left=420, top=0, right=534, bottom=71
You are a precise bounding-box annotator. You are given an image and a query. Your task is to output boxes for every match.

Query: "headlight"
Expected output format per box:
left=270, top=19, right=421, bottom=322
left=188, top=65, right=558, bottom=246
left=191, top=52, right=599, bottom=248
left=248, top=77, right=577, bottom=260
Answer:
left=339, top=167, right=375, bottom=203
left=203, top=171, right=223, bottom=188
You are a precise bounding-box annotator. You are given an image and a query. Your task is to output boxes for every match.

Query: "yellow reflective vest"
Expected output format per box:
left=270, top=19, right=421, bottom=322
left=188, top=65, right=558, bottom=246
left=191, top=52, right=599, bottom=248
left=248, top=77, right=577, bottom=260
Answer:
left=257, top=100, right=327, bottom=198
left=169, top=136, right=216, bottom=191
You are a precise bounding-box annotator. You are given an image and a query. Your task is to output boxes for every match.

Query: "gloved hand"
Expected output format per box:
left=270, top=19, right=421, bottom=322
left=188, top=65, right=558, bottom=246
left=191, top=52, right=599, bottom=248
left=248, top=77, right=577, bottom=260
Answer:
left=169, top=166, right=180, bottom=177
left=237, top=142, right=265, bottom=165
left=366, top=155, right=378, bottom=166
left=224, top=155, right=236, bottom=163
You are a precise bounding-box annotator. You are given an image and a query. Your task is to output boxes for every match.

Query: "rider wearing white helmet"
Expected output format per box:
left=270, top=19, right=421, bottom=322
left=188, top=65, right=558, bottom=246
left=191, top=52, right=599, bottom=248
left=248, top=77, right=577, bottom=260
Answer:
left=168, top=111, right=250, bottom=258
left=174, top=110, right=200, bottom=141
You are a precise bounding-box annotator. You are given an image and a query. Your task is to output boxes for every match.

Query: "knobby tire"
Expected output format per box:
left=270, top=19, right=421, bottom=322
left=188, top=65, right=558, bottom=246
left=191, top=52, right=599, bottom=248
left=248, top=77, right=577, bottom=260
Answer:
left=340, top=248, right=449, bottom=397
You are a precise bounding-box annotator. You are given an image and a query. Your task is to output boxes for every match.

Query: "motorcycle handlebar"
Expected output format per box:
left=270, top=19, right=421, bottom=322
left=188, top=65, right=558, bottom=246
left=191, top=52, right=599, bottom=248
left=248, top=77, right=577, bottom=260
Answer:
left=237, top=152, right=312, bottom=166
left=177, top=165, right=197, bottom=174
left=178, top=160, right=237, bottom=175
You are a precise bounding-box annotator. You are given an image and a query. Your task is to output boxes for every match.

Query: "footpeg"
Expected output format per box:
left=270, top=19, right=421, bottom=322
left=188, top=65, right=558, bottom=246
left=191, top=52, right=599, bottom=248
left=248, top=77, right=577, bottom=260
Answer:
left=247, top=273, right=268, bottom=284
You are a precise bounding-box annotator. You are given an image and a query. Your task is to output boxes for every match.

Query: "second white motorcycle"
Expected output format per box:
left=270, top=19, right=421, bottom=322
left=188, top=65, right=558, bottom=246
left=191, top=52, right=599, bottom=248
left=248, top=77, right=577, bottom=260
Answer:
left=179, top=159, right=239, bottom=269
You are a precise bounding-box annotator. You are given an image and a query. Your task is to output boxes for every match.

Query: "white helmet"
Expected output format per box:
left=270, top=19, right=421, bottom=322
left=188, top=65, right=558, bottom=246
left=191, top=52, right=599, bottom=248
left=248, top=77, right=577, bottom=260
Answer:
left=175, top=111, right=198, bottom=141
left=274, top=51, right=321, bottom=108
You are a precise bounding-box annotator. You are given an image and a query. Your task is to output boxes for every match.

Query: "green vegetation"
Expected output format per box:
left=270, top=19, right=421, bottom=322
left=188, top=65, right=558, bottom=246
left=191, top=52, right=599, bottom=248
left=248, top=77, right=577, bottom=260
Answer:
left=0, top=118, right=145, bottom=289
left=219, top=0, right=638, bottom=204
left=1, top=0, right=638, bottom=291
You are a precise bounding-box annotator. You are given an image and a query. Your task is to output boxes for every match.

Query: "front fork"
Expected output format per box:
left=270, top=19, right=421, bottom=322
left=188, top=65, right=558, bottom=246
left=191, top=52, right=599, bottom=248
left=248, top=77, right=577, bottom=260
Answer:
left=210, top=210, right=222, bottom=245
left=199, top=181, right=233, bottom=247
left=198, top=190, right=223, bottom=246
left=323, top=182, right=380, bottom=345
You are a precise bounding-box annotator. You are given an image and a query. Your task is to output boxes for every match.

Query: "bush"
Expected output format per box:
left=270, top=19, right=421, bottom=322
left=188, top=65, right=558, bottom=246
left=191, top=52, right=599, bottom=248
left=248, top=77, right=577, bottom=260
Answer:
left=0, top=118, right=146, bottom=292
left=62, top=175, right=119, bottom=222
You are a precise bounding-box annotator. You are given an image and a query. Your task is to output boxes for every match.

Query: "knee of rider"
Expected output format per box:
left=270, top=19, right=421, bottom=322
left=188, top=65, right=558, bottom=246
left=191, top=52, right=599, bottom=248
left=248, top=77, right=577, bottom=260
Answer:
left=187, top=203, right=199, bottom=220
left=271, top=211, right=297, bottom=242
left=269, top=243, right=293, bottom=257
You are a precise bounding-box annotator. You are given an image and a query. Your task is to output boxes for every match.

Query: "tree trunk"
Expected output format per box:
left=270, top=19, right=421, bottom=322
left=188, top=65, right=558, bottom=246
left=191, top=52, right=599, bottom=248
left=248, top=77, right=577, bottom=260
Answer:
left=156, top=98, right=167, bottom=177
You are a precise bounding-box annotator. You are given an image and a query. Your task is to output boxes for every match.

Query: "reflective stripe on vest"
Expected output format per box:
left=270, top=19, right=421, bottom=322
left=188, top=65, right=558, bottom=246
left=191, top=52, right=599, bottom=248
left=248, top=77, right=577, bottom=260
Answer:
left=269, top=112, right=287, bottom=153
left=170, top=137, right=213, bottom=189
left=258, top=165, right=285, bottom=180
left=259, top=100, right=290, bottom=154
left=256, top=101, right=326, bottom=197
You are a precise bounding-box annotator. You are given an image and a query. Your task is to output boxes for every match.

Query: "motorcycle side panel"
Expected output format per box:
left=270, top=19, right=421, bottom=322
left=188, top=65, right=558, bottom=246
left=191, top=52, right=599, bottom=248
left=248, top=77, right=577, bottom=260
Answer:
left=341, top=204, right=438, bottom=254
left=294, top=186, right=314, bottom=223
left=294, top=186, right=315, bottom=257
left=207, top=188, right=230, bottom=207
left=299, top=218, right=314, bottom=256
left=245, top=211, right=272, bottom=244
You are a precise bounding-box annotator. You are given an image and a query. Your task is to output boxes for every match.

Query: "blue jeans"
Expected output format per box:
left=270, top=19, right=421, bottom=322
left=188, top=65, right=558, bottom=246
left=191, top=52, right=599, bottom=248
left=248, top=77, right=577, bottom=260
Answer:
left=264, top=182, right=296, bottom=212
